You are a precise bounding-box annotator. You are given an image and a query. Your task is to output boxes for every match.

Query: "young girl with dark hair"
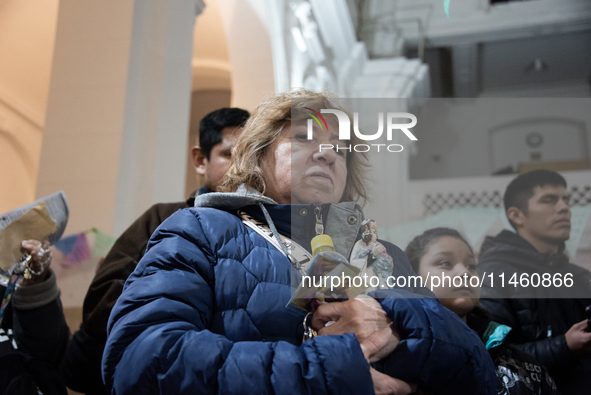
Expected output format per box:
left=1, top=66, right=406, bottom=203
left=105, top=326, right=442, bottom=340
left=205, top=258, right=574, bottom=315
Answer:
left=406, top=228, right=560, bottom=395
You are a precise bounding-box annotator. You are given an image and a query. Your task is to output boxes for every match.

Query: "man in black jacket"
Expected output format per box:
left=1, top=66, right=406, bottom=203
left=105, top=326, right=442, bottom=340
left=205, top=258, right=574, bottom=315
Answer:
left=478, top=169, right=591, bottom=394
left=60, top=108, right=249, bottom=395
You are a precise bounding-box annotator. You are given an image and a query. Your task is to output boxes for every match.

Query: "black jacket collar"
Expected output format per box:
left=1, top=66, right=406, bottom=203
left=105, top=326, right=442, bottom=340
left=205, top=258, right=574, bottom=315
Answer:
left=480, top=230, right=569, bottom=270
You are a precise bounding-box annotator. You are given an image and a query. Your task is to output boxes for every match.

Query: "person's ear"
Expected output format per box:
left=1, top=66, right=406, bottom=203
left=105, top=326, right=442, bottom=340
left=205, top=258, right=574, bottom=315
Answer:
left=507, top=207, right=526, bottom=228
left=191, top=146, right=207, bottom=175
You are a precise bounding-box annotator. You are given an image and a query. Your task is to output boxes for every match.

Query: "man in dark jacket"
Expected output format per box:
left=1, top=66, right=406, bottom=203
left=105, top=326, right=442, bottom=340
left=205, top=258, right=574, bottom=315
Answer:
left=478, top=169, right=591, bottom=394
left=61, top=107, right=249, bottom=395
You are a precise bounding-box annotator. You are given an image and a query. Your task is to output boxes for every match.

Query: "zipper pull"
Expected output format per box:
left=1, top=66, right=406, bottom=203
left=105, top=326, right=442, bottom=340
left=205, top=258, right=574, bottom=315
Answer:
left=314, top=206, right=324, bottom=235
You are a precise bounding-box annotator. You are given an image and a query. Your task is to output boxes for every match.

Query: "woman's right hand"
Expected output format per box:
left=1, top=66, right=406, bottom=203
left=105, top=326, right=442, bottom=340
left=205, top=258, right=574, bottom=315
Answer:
left=370, top=369, right=416, bottom=395
left=311, top=296, right=400, bottom=361
left=361, top=328, right=417, bottom=395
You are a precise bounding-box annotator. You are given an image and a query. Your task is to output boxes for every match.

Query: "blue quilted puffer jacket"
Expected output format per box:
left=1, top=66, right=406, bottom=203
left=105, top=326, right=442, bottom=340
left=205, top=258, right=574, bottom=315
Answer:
left=102, top=191, right=497, bottom=394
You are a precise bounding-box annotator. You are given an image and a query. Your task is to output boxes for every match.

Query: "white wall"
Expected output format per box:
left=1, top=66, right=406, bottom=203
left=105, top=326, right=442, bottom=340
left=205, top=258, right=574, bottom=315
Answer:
left=0, top=0, right=59, bottom=213
left=409, top=98, right=591, bottom=179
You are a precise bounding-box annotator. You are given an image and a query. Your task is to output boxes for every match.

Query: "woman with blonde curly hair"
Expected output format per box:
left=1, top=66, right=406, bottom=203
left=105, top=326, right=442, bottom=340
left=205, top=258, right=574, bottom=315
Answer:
left=218, top=89, right=368, bottom=204
left=103, top=89, right=496, bottom=394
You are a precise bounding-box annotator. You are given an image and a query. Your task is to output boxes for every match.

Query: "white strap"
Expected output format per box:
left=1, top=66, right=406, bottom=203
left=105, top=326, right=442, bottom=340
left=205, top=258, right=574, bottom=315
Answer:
left=238, top=210, right=313, bottom=275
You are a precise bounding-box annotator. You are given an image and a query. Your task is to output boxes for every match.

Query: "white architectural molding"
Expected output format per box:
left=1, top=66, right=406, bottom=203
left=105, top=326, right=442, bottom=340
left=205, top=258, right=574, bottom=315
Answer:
left=268, top=0, right=430, bottom=100
left=265, top=0, right=431, bottom=226
left=268, top=4, right=432, bottom=112
left=393, top=0, right=591, bottom=46
left=309, top=0, right=356, bottom=63
left=266, top=0, right=290, bottom=93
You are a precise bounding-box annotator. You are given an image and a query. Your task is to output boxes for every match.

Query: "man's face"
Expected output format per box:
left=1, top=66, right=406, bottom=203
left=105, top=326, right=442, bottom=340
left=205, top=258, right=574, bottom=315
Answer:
left=194, top=126, right=241, bottom=190
left=520, top=184, right=571, bottom=245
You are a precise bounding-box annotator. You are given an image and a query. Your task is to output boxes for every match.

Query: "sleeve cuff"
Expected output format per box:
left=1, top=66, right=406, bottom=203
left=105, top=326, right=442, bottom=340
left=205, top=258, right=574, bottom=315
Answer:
left=308, top=333, right=375, bottom=394
left=556, top=334, right=575, bottom=364
left=13, top=269, right=60, bottom=310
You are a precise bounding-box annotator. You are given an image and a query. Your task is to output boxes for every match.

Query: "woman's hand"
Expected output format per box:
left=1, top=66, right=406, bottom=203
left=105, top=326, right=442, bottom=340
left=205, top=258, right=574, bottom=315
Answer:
left=361, top=328, right=417, bottom=395
left=370, top=368, right=417, bottom=395
left=370, top=369, right=416, bottom=395
left=311, top=296, right=400, bottom=361
left=19, top=239, right=52, bottom=286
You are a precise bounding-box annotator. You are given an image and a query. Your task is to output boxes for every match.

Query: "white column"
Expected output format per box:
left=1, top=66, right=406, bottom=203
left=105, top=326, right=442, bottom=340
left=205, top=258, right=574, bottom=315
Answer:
left=309, top=0, right=356, bottom=64
left=36, top=0, right=204, bottom=237
left=113, top=0, right=205, bottom=236
left=218, top=0, right=275, bottom=110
